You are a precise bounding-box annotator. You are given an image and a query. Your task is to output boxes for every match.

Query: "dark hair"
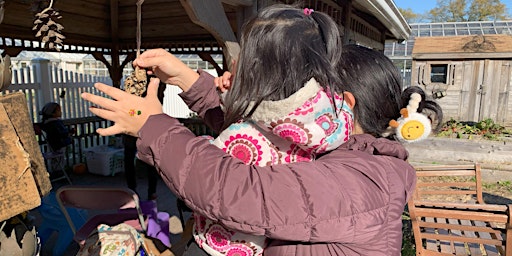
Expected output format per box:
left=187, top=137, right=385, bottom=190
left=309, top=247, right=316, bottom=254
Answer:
left=222, top=4, right=342, bottom=129
left=40, top=102, right=60, bottom=121
left=338, top=44, right=443, bottom=138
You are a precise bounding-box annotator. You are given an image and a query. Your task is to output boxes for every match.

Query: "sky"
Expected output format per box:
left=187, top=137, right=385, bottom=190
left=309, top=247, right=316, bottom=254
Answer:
left=393, top=0, right=512, bottom=17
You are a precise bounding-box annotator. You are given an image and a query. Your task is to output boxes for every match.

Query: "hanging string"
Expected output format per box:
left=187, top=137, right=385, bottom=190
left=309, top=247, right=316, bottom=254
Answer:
left=136, top=0, right=144, bottom=58
left=38, top=0, right=55, bottom=16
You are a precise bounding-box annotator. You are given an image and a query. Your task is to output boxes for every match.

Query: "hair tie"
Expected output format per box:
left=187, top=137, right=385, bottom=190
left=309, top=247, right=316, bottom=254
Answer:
left=385, top=93, right=432, bottom=143
left=303, top=8, right=314, bottom=16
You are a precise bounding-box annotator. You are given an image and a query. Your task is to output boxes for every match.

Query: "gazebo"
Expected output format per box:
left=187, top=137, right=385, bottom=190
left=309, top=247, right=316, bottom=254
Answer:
left=0, top=0, right=412, bottom=246
left=1, top=0, right=411, bottom=87
left=0, top=0, right=413, bottom=173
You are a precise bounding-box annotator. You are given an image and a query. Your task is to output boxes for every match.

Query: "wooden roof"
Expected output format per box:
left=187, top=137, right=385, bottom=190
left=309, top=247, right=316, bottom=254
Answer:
left=0, top=0, right=410, bottom=55
left=1, top=0, right=241, bottom=54
left=412, top=34, right=512, bottom=59
left=0, top=0, right=410, bottom=86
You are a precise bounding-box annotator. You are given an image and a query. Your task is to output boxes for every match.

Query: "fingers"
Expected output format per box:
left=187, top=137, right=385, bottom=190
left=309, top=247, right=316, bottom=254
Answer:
left=214, top=77, right=221, bottom=88
left=146, top=77, right=160, bottom=99
left=96, top=125, right=125, bottom=137
left=219, top=72, right=232, bottom=92
left=93, top=82, right=127, bottom=101
left=214, top=77, right=228, bottom=92
left=81, top=81, right=150, bottom=138
left=81, top=91, right=117, bottom=111
left=86, top=107, right=125, bottom=136
left=134, top=50, right=169, bottom=69
left=87, top=106, right=118, bottom=121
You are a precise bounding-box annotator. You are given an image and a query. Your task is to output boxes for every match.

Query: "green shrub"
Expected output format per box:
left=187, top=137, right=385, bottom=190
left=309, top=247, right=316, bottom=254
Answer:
left=436, top=118, right=511, bottom=140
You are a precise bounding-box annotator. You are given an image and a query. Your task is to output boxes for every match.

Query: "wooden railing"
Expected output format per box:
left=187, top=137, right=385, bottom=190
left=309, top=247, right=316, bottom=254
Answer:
left=34, top=116, right=216, bottom=168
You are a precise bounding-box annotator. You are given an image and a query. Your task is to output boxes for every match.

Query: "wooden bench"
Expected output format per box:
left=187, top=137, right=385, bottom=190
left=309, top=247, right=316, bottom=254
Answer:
left=408, top=163, right=512, bottom=255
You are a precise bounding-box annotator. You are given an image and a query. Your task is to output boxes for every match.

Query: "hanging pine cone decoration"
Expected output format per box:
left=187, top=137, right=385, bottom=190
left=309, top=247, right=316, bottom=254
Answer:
left=124, top=67, right=148, bottom=96
left=32, top=3, right=65, bottom=51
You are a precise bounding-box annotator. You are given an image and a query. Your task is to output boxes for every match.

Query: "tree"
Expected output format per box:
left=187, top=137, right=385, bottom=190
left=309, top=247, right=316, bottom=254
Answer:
left=428, top=0, right=507, bottom=22
left=429, top=0, right=468, bottom=22
left=398, top=7, right=419, bottom=23
left=468, top=0, right=507, bottom=21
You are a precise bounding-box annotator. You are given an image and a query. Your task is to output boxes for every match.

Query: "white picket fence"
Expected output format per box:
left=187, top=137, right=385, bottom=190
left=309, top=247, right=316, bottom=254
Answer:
left=0, top=58, right=197, bottom=123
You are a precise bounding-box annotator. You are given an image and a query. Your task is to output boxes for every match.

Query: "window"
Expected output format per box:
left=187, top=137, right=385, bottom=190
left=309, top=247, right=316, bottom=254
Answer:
left=430, top=64, right=448, bottom=84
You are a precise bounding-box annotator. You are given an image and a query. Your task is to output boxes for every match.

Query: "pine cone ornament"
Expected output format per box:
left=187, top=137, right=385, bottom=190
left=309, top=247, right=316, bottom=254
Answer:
left=124, top=67, right=148, bottom=96
left=33, top=5, right=65, bottom=50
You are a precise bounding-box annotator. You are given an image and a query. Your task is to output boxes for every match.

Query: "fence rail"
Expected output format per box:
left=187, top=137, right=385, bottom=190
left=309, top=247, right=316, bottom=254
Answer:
left=1, top=58, right=112, bottom=123
left=35, top=116, right=215, bottom=168
left=2, top=58, right=196, bottom=123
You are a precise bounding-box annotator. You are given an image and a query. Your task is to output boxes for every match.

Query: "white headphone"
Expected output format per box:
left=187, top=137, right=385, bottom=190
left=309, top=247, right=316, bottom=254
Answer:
left=385, top=93, right=432, bottom=143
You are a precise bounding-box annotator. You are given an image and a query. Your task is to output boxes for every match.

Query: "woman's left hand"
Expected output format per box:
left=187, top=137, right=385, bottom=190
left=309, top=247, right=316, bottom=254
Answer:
left=81, top=78, right=164, bottom=137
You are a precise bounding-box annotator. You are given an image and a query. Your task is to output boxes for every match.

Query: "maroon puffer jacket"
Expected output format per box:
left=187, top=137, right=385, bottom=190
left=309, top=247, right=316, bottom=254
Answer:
left=136, top=71, right=416, bottom=256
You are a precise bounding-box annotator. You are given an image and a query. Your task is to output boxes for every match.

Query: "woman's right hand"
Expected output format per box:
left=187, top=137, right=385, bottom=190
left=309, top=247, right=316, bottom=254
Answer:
left=133, top=48, right=200, bottom=92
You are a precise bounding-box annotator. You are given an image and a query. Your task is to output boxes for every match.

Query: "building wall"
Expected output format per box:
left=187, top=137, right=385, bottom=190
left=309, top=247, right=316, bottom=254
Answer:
left=412, top=59, right=512, bottom=127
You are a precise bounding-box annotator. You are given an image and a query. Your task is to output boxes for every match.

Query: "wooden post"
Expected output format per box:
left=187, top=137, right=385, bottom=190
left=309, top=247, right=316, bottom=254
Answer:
left=506, top=205, right=512, bottom=256
left=32, top=58, right=52, bottom=108
left=180, top=0, right=241, bottom=71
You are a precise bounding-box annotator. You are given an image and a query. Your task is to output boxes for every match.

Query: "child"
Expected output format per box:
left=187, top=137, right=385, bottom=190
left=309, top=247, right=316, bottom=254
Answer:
left=179, top=5, right=353, bottom=256
left=40, top=102, right=73, bottom=152
left=194, top=78, right=353, bottom=256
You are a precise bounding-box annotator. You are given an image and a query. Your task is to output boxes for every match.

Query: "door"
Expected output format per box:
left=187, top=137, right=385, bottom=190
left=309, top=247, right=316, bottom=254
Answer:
left=477, top=59, right=511, bottom=125
left=461, top=59, right=511, bottom=125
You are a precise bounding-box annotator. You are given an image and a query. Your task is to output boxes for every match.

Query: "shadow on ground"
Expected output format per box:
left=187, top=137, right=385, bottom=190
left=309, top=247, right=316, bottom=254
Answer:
left=483, top=192, right=512, bottom=205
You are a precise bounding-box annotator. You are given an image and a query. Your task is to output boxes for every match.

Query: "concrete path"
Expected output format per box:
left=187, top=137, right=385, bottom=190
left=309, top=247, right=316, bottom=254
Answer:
left=404, top=136, right=512, bottom=182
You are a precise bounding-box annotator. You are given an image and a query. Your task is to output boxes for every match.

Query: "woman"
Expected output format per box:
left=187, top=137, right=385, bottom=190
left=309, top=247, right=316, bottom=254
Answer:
left=81, top=6, right=442, bottom=256
left=82, top=55, right=442, bottom=256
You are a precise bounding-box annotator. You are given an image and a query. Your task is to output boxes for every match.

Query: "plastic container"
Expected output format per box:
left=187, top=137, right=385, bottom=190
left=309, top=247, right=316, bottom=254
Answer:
left=85, top=145, right=124, bottom=176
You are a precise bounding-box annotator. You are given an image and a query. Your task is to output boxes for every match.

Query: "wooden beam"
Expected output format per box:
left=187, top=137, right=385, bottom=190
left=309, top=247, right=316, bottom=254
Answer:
left=413, top=52, right=512, bottom=60
left=197, top=52, right=223, bottom=76
left=180, top=0, right=240, bottom=72
left=1, top=47, right=22, bottom=57
left=92, top=52, right=111, bottom=71
left=120, top=52, right=136, bottom=71
left=110, top=0, right=121, bottom=88
left=221, top=0, right=253, bottom=6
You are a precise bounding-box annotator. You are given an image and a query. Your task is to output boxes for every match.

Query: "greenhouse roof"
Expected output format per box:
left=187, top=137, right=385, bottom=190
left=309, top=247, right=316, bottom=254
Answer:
left=410, top=20, right=512, bottom=37
left=385, top=20, right=512, bottom=58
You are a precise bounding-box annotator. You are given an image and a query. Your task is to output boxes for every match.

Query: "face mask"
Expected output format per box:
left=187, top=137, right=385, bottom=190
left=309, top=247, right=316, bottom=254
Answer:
left=261, top=88, right=354, bottom=154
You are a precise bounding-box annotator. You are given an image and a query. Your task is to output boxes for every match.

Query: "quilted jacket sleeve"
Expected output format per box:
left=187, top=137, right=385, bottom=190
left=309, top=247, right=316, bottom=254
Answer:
left=136, top=115, right=416, bottom=244
left=178, top=70, right=225, bottom=133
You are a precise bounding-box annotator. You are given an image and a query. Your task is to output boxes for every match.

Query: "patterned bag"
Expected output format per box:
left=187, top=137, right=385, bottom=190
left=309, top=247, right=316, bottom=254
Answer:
left=77, top=223, right=144, bottom=256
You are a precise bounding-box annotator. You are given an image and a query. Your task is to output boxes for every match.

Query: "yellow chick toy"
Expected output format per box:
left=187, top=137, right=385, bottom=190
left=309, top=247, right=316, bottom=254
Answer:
left=388, top=93, right=432, bottom=143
